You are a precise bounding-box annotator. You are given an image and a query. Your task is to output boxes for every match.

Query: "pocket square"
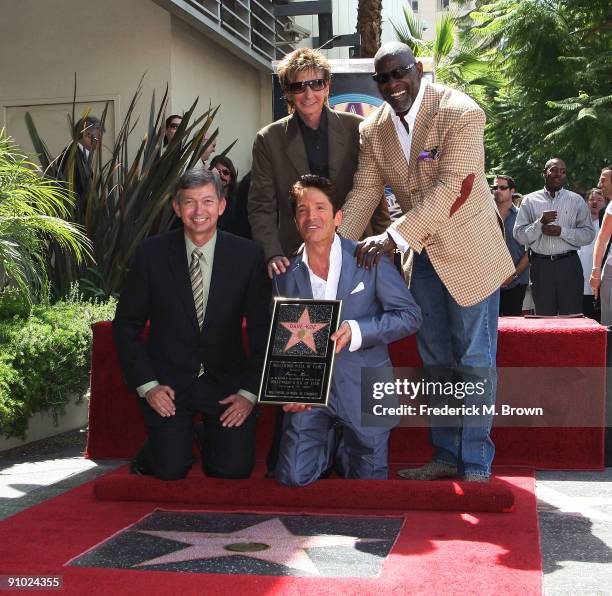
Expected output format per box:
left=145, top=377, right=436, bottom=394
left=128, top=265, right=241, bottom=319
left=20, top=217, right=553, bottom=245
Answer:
left=417, top=146, right=440, bottom=161
left=350, top=282, right=365, bottom=295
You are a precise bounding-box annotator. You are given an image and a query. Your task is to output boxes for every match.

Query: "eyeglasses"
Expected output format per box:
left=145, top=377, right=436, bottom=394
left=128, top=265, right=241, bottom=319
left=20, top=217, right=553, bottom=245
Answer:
left=286, top=79, right=327, bottom=94
left=372, top=64, right=416, bottom=84
left=216, top=167, right=231, bottom=177
left=491, top=185, right=510, bottom=191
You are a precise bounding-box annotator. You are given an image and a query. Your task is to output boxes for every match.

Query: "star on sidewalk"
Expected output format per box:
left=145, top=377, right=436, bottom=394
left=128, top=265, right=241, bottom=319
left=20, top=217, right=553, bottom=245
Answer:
left=280, top=307, right=328, bottom=353
left=135, top=517, right=384, bottom=574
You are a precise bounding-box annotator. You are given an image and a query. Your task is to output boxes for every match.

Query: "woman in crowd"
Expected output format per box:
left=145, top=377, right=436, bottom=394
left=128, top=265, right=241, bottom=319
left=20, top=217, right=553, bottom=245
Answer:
left=210, top=155, right=250, bottom=238
left=163, top=114, right=182, bottom=147
left=590, top=190, right=612, bottom=324
left=580, top=188, right=605, bottom=320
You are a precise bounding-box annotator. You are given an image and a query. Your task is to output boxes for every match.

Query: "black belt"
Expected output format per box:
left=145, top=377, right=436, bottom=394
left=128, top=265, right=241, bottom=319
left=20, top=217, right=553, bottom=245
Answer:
left=530, top=250, right=577, bottom=261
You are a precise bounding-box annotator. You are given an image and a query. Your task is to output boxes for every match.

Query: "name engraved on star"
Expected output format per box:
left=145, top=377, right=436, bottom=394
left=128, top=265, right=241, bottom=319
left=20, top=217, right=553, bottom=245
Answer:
left=258, top=298, right=342, bottom=406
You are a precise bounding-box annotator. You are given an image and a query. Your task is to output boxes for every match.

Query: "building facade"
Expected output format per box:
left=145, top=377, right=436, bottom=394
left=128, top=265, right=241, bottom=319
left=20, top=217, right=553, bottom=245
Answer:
left=295, top=0, right=475, bottom=58
left=0, top=0, right=468, bottom=175
left=0, top=0, right=299, bottom=176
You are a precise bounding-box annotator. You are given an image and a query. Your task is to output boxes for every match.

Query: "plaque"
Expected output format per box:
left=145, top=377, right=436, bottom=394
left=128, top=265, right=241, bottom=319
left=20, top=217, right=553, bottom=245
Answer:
left=258, top=298, right=342, bottom=406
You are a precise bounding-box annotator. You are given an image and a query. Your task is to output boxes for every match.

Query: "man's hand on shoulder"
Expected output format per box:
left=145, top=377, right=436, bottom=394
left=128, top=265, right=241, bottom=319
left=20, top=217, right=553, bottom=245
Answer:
left=219, top=394, right=254, bottom=427
left=146, top=385, right=176, bottom=417
left=330, top=322, right=352, bottom=353
left=267, top=255, right=290, bottom=279
left=355, top=233, right=396, bottom=269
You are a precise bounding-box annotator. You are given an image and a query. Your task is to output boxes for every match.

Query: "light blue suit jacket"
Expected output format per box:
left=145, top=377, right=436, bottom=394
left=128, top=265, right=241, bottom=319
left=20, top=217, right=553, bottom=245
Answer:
left=273, top=236, right=422, bottom=433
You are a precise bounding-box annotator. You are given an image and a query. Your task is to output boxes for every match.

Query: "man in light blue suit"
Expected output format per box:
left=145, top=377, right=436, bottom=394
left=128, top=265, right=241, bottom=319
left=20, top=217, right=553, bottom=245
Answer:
left=273, top=174, right=422, bottom=486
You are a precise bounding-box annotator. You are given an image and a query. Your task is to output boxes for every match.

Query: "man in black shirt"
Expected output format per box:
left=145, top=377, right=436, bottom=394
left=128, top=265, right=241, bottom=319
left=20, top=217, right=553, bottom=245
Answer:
left=248, top=47, right=390, bottom=279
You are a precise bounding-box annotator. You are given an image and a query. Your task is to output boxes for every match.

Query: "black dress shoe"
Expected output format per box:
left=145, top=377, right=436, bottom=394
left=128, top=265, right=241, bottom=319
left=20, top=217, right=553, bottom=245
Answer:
left=129, top=441, right=153, bottom=476
left=129, top=458, right=150, bottom=475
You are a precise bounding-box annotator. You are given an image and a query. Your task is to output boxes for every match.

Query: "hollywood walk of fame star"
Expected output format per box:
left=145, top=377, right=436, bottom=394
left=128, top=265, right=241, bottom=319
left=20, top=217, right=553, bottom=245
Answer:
left=280, top=307, right=328, bottom=353
left=135, top=517, right=385, bottom=574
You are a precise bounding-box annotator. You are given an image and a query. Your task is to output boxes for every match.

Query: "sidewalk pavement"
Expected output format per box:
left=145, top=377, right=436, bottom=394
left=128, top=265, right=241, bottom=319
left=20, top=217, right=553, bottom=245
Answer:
left=1, top=428, right=611, bottom=595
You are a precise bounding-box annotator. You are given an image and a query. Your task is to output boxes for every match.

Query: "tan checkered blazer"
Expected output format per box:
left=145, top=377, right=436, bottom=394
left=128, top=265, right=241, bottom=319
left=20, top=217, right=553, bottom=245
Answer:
left=338, top=81, right=514, bottom=307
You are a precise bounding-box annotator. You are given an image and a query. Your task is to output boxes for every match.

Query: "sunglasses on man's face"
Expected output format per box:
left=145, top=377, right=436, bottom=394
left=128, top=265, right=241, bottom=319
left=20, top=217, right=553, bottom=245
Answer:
left=286, top=79, right=327, bottom=94
left=372, top=64, right=416, bottom=84
left=491, top=185, right=510, bottom=191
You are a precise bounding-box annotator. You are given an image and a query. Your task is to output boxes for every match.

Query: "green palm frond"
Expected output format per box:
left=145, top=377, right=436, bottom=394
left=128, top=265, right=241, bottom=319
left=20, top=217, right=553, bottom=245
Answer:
left=433, top=11, right=456, bottom=63
left=0, top=130, right=91, bottom=302
left=391, top=5, right=430, bottom=57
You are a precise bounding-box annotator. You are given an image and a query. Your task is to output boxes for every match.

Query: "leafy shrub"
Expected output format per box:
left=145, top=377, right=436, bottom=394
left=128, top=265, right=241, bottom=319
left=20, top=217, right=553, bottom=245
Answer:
left=0, top=288, right=115, bottom=438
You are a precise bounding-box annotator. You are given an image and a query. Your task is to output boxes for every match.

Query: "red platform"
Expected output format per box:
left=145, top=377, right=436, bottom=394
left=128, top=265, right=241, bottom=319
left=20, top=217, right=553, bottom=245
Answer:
left=87, top=317, right=607, bottom=469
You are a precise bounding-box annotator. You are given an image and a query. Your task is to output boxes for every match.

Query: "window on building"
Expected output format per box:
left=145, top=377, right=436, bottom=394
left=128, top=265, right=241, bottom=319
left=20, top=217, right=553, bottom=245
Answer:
left=441, top=0, right=450, bottom=8
left=411, top=0, right=419, bottom=11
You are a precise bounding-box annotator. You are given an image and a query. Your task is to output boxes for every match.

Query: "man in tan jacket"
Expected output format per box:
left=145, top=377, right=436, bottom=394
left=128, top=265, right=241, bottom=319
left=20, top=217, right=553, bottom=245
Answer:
left=339, top=42, right=514, bottom=482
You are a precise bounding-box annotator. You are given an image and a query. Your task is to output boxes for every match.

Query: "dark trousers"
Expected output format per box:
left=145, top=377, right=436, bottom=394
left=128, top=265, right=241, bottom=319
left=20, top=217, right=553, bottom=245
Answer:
left=137, top=376, right=256, bottom=480
left=530, top=253, right=583, bottom=315
left=499, top=284, right=527, bottom=316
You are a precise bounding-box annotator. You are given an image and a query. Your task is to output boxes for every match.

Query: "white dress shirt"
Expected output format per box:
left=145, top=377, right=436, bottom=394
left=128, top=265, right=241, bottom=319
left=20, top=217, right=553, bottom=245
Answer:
left=302, top=234, right=362, bottom=352
left=388, top=80, right=426, bottom=166
left=77, top=142, right=90, bottom=160
left=513, top=187, right=595, bottom=254
left=386, top=81, right=427, bottom=253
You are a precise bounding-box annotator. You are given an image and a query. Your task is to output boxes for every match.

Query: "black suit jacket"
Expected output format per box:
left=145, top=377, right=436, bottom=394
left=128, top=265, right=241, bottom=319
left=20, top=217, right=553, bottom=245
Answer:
left=112, top=229, right=271, bottom=396
left=55, top=144, right=92, bottom=217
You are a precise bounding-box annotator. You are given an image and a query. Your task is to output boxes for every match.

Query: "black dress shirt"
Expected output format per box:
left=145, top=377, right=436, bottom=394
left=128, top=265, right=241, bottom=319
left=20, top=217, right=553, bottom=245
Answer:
left=297, top=109, right=329, bottom=178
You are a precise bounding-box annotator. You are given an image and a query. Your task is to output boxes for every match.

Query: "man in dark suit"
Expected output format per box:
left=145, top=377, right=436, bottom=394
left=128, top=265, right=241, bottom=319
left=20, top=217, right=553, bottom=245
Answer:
left=274, top=175, right=422, bottom=486
left=56, top=115, right=103, bottom=217
left=113, top=168, right=271, bottom=480
left=248, top=47, right=390, bottom=280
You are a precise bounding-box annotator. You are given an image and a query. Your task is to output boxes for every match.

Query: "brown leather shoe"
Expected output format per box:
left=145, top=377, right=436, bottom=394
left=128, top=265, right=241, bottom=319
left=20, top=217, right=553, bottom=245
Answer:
left=397, top=461, right=458, bottom=480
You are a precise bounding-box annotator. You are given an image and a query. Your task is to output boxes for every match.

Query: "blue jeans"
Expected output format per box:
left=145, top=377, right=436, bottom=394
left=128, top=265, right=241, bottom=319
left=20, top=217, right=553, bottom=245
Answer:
left=410, top=250, right=499, bottom=477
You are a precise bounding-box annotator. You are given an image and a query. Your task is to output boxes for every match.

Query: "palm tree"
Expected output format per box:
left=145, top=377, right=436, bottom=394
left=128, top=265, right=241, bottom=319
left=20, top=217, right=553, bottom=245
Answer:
left=0, top=130, right=90, bottom=301
left=357, top=0, right=383, bottom=57
left=467, top=0, right=612, bottom=189
left=392, top=5, right=501, bottom=110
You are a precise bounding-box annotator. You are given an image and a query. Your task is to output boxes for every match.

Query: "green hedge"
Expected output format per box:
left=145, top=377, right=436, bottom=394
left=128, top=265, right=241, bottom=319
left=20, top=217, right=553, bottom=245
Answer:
left=0, top=290, right=115, bottom=439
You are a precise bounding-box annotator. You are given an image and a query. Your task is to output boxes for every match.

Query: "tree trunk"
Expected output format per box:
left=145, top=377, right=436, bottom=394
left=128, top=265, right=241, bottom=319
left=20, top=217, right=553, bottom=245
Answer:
left=357, top=0, right=383, bottom=58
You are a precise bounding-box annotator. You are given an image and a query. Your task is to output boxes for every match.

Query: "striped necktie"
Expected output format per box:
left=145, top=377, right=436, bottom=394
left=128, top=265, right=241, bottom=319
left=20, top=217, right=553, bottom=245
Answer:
left=190, top=248, right=204, bottom=328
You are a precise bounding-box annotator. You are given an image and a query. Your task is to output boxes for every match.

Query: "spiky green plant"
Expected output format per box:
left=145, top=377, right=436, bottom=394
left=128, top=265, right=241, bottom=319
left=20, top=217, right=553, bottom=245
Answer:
left=0, top=130, right=90, bottom=302
left=26, top=78, right=236, bottom=298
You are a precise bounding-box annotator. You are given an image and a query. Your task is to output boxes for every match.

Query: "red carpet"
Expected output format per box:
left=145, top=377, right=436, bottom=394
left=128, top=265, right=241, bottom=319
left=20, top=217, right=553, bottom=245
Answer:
left=0, top=469, right=540, bottom=595
left=93, top=467, right=515, bottom=513
left=87, top=319, right=606, bottom=469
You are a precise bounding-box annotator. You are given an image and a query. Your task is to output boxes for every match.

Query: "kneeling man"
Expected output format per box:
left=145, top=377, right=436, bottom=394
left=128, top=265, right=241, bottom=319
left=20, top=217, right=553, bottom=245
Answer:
left=113, top=168, right=270, bottom=480
left=274, top=175, right=422, bottom=486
